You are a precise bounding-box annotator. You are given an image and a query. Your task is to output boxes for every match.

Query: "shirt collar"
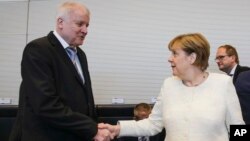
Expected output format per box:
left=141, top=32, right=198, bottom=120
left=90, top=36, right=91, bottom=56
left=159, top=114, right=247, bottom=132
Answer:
left=53, top=30, right=69, bottom=49
left=230, top=64, right=237, bottom=76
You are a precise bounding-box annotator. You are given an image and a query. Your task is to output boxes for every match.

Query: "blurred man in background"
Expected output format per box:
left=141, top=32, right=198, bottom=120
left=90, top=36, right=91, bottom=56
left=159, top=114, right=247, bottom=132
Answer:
left=215, top=44, right=250, bottom=84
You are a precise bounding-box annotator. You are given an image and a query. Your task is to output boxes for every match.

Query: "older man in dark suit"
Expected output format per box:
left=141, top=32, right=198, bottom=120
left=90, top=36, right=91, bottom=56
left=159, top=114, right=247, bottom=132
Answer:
left=235, top=70, right=250, bottom=124
left=9, top=1, right=111, bottom=141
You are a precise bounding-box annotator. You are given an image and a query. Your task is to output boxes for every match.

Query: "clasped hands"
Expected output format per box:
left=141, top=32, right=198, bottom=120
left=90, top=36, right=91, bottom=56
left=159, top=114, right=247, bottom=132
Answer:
left=93, top=123, right=120, bottom=141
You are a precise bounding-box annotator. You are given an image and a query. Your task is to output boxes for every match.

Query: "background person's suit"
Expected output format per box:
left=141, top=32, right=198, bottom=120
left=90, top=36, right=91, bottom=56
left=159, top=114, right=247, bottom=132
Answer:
left=9, top=31, right=97, bottom=141
left=233, top=65, right=250, bottom=84
left=235, top=70, right=250, bottom=124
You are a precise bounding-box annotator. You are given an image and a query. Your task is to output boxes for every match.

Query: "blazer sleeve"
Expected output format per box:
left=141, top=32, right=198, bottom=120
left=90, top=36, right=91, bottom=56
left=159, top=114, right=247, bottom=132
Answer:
left=119, top=83, right=165, bottom=137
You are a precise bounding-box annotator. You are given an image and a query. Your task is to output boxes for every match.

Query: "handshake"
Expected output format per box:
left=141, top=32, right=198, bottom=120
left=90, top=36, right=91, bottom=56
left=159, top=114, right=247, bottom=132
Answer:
left=93, top=123, right=121, bottom=141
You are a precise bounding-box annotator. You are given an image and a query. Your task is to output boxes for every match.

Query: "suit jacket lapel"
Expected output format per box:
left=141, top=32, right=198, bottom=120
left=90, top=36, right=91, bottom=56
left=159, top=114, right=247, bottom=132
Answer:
left=76, top=48, right=97, bottom=118
left=233, top=65, right=240, bottom=84
left=47, top=32, right=84, bottom=86
left=77, top=50, right=88, bottom=82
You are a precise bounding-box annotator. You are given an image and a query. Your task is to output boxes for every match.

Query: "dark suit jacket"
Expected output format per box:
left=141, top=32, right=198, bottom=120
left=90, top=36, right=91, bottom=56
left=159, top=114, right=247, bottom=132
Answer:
left=117, top=128, right=166, bottom=141
left=233, top=65, right=250, bottom=84
left=9, top=31, right=97, bottom=141
left=235, top=70, right=250, bottom=124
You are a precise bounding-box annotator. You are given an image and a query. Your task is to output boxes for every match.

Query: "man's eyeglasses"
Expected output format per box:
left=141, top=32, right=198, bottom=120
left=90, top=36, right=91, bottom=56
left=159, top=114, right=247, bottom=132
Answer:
left=215, top=55, right=229, bottom=61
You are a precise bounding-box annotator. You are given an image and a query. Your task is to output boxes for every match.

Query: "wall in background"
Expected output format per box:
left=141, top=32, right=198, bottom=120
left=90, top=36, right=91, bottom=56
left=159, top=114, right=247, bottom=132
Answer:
left=0, top=0, right=250, bottom=104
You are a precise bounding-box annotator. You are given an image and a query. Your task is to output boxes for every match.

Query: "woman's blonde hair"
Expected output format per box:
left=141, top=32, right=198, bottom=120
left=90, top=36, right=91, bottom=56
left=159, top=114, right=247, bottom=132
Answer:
left=168, top=33, right=210, bottom=71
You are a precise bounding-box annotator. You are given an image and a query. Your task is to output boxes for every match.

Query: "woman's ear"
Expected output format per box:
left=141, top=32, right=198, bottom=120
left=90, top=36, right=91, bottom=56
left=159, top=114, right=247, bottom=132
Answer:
left=189, top=52, right=197, bottom=64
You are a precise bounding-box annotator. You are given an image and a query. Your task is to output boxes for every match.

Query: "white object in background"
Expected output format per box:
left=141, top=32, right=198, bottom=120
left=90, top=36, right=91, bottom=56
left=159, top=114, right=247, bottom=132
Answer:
left=112, top=97, right=124, bottom=104
left=0, top=98, right=12, bottom=104
left=151, top=97, right=157, bottom=103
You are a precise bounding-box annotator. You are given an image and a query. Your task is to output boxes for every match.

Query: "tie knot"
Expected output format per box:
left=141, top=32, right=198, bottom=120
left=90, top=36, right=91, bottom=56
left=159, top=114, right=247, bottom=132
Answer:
left=66, top=47, right=77, bottom=61
left=67, top=47, right=76, bottom=52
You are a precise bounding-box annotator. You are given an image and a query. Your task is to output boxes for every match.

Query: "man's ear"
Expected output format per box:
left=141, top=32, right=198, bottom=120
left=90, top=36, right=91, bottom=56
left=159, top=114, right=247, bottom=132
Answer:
left=57, top=18, right=64, bottom=28
left=231, top=55, right=236, bottom=62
